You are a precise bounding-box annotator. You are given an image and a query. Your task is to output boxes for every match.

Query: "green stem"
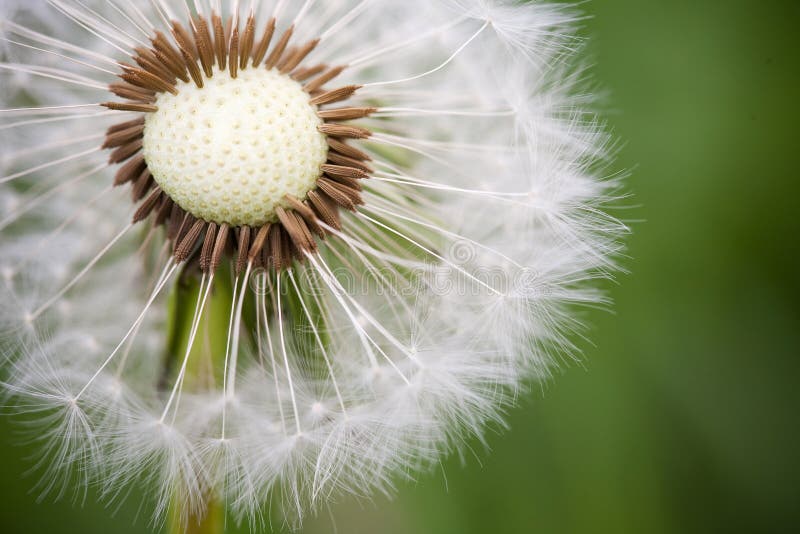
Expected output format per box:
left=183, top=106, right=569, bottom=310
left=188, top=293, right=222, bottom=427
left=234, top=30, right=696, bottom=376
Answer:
left=169, top=497, right=224, bottom=534
left=164, top=265, right=235, bottom=534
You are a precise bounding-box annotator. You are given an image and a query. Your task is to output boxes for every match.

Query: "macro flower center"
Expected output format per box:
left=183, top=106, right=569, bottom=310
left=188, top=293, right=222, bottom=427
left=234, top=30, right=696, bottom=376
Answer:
left=142, top=68, right=329, bottom=227
left=98, top=13, right=375, bottom=271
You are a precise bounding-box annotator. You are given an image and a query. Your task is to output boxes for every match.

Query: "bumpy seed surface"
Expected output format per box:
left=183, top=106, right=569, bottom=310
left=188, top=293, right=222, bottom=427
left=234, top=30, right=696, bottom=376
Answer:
left=143, top=68, right=328, bottom=227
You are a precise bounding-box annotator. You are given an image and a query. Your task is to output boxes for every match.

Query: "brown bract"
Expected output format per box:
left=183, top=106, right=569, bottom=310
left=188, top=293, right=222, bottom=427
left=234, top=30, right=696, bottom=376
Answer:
left=100, top=13, right=377, bottom=273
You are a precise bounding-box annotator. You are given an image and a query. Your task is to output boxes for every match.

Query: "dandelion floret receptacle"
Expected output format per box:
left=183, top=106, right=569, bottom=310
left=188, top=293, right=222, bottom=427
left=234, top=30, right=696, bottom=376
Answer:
left=102, top=14, right=376, bottom=273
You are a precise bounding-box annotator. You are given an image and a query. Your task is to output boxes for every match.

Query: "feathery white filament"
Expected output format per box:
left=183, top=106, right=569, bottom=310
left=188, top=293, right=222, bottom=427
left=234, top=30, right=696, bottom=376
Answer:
left=75, top=260, right=178, bottom=400
left=277, top=273, right=303, bottom=436
left=30, top=221, right=134, bottom=320
left=160, top=273, right=214, bottom=423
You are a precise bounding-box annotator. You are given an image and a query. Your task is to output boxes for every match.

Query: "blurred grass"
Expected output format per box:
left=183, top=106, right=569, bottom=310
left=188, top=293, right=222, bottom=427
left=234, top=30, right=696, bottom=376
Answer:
left=2, top=0, right=799, bottom=532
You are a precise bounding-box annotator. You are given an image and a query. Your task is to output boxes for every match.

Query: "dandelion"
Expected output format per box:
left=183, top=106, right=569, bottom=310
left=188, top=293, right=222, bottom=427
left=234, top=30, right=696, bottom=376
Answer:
left=0, top=0, right=626, bottom=531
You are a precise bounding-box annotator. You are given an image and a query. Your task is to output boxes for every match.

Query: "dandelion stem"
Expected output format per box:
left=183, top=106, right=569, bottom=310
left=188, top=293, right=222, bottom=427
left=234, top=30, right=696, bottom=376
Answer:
left=169, top=495, right=224, bottom=534
left=162, top=265, right=234, bottom=532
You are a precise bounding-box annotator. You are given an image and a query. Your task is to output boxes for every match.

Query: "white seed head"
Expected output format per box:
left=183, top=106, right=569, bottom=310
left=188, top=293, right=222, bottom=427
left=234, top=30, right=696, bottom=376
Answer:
left=0, top=0, right=626, bottom=528
left=143, top=68, right=329, bottom=227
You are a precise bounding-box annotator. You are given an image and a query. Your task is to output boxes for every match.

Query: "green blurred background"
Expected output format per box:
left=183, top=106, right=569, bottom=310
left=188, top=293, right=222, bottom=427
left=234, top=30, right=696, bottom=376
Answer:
left=2, top=0, right=798, bottom=532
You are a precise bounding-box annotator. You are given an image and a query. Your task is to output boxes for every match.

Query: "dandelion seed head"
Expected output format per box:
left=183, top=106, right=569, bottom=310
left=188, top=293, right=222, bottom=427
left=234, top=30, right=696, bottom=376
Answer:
left=0, top=0, right=627, bottom=527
